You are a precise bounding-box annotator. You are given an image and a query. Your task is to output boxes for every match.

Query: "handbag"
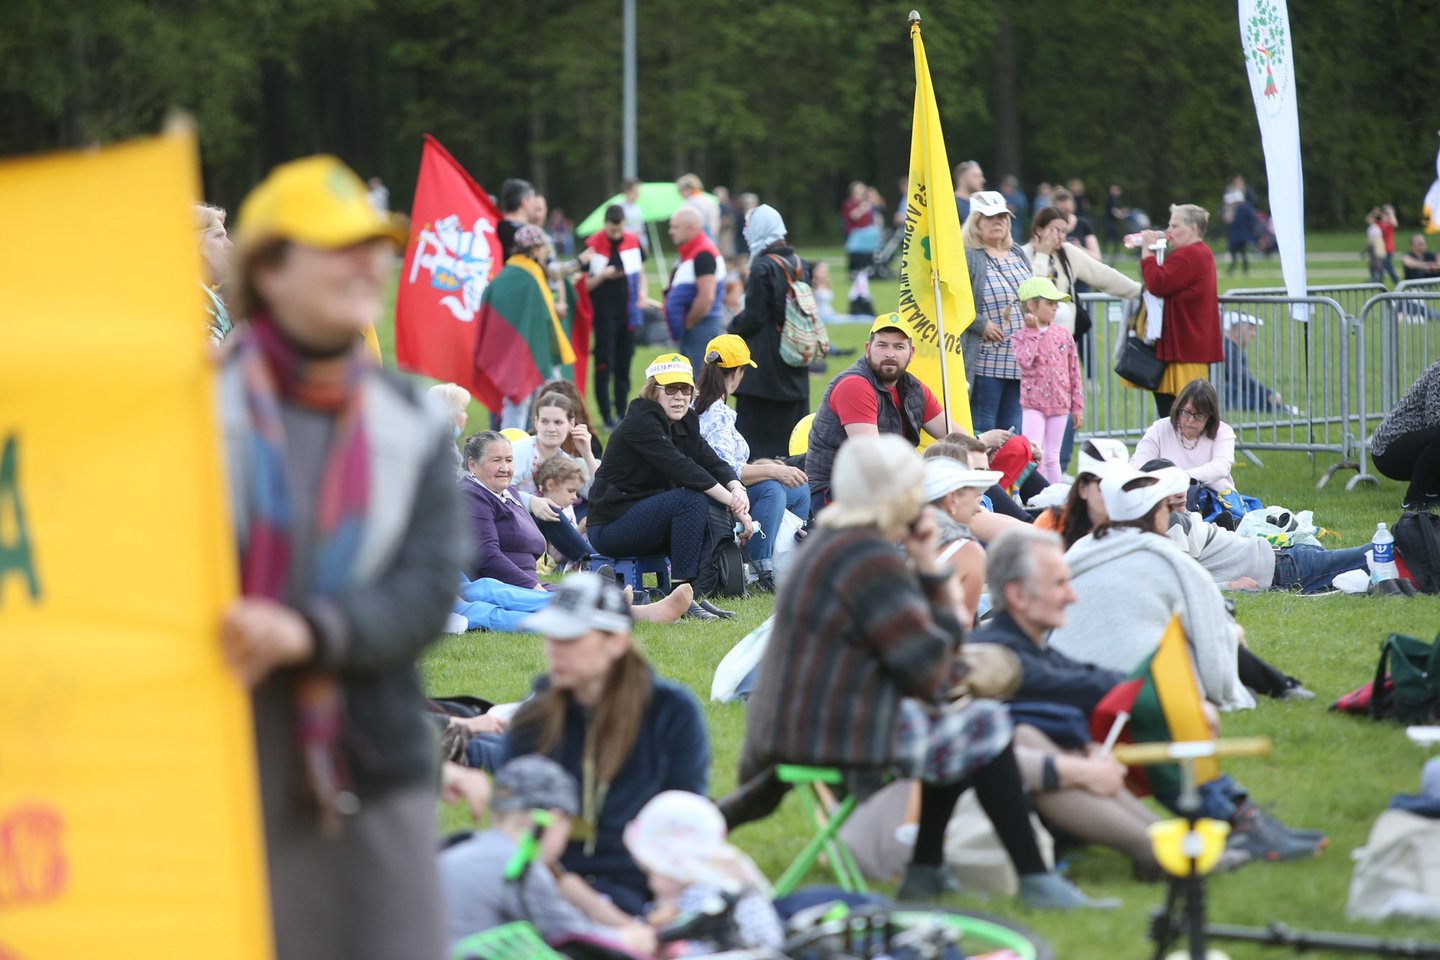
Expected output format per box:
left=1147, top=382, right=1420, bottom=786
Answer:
left=1370, top=632, right=1440, bottom=723
left=949, top=644, right=1023, bottom=701
left=1054, top=247, right=1092, bottom=338
left=1115, top=334, right=1165, bottom=390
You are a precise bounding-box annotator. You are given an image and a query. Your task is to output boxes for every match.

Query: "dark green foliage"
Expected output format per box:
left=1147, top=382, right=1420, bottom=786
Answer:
left=0, top=0, right=1433, bottom=230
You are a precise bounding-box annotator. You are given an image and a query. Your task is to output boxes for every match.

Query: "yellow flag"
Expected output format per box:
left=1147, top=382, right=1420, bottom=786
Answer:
left=0, top=131, right=272, bottom=958
left=899, top=12, right=974, bottom=435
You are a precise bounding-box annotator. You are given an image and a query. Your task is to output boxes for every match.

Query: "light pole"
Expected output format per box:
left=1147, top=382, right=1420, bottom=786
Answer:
left=622, top=0, right=637, bottom=180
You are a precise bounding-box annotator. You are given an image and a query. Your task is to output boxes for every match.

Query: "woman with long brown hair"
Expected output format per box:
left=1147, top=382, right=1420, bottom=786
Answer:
left=501, top=572, right=709, bottom=916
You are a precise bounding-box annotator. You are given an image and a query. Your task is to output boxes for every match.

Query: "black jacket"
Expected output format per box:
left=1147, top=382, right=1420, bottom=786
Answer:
left=968, top=611, right=1124, bottom=717
left=587, top=398, right=739, bottom=526
left=730, top=246, right=811, bottom=403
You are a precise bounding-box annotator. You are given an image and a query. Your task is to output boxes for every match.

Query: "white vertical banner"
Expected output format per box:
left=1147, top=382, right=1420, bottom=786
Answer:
left=1239, top=0, right=1307, bottom=312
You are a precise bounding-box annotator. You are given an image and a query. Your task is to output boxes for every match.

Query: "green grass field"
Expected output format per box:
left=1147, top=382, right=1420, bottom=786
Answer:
left=378, top=235, right=1440, bottom=958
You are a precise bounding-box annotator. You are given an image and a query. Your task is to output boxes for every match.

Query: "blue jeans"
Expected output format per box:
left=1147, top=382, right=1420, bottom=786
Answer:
left=535, top=511, right=593, bottom=563
left=589, top=488, right=712, bottom=580
left=1272, top=544, right=1369, bottom=594
left=970, top=375, right=1022, bottom=434
left=746, top=479, right=809, bottom=564
left=680, top=316, right=725, bottom=376
left=1156, top=774, right=1246, bottom=822
left=452, top=576, right=552, bottom=632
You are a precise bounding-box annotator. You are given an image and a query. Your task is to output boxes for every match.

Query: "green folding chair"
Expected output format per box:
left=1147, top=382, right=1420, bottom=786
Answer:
left=772, top=764, right=870, bottom=897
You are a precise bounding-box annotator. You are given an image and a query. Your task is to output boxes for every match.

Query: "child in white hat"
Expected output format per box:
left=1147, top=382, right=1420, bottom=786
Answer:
left=624, top=791, right=783, bottom=954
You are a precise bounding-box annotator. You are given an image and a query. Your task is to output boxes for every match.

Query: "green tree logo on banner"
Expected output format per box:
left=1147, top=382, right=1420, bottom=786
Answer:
left=1244, top=0, right=1289, bottom=111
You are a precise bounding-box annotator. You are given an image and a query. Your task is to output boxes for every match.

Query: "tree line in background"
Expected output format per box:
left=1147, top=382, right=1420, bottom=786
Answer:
left=3, top=0, right=1435, bottom=238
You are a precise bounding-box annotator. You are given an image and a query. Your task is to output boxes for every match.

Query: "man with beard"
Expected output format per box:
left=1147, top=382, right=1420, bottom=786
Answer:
left=804, top=313, right=955, bottom=516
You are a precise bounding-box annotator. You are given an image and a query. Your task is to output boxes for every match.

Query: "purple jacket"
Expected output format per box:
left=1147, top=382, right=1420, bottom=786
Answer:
left=458, top=476, right=547, bottom=588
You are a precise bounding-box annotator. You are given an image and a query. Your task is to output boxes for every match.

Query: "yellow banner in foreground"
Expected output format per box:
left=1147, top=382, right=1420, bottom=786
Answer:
left=898, top=14, right=974, bottom=436
left=0, top=131, right=271, bottom=959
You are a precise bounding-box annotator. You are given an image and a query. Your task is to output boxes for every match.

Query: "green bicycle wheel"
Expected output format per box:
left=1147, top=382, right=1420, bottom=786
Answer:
left=891, top=907, right=1056, bottom=960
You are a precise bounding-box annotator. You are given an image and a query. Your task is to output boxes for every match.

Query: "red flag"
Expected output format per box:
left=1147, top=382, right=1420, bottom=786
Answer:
left=395, top=135, right=503, bottom=393
left=570, top=275, right=593, bottom=396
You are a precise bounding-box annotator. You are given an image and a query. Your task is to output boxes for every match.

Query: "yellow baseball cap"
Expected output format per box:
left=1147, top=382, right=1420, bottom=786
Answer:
left=703, top=334, right=758, bottom=369
left=644, top=353, right=695, bottom=386
left=870, top=312, right=917, bottom=339
left=236, top=155, right=408, bottom=253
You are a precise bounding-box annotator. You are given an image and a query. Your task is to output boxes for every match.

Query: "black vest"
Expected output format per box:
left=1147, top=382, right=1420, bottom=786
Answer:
left=806, top=357, right=929, bottom=495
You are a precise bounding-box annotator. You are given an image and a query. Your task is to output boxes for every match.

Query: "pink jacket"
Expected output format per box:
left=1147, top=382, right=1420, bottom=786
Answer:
left=1012, top=323, right=1084, bottom=417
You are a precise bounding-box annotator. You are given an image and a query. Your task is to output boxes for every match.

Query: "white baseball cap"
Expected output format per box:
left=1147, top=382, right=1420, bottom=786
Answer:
left=923, top=457, right=1002, bottom=503
left=1222, top=310, right=1265, bottom=332
left=970, top=190, right=1010, bottom=218
left=1099, top=466, right=1190, bottom=522
left=1075, top=438, right=1129, bottom=478
left=519, top=571, right=632, bottom=639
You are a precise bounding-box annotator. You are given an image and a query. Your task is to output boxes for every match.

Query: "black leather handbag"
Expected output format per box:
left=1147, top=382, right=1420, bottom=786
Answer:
left=1114, top=334, right=1165, bottom=390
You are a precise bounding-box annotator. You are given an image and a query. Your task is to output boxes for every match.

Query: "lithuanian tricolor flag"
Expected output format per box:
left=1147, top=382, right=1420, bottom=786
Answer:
left=471, top=255, right=577, bottom=412
left=1090, top=614, right=1221, bottom=797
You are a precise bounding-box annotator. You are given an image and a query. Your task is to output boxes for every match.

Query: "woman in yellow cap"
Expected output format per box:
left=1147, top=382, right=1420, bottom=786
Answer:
left=218, top=155, right=461, bottom=960
left=695, top=334, right=809, bottom=592
left=587, top=352, right=752, bottom=620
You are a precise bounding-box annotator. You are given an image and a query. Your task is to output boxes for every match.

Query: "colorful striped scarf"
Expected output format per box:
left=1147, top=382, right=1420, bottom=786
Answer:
left=238, top=316, right=371, bottom=834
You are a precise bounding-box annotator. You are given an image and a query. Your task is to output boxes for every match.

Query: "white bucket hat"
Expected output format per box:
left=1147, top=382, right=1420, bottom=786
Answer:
left=623, top=791, right=772, bottom=895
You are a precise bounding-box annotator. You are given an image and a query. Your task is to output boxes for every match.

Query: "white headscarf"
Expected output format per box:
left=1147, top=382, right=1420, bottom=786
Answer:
left=744, top=204, right=787, bottom=265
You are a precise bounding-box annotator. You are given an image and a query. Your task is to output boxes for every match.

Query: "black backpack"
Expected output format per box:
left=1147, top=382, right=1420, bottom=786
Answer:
left=693, top=501, right=747, bottom=599
left=1395, top=511, right=1440, bottom=594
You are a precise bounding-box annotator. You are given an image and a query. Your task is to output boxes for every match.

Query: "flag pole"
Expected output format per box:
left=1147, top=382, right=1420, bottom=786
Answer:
left=910, top=9, right=952, bottom=425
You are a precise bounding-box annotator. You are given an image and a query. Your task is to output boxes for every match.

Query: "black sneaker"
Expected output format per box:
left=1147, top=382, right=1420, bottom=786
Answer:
left=752, top=570, right=777, bottom=593
left=682, top=601, right=719, bottom=622
left=698, top=599, right=736, bottom=620
left=895, top=864, right=961, bottom=901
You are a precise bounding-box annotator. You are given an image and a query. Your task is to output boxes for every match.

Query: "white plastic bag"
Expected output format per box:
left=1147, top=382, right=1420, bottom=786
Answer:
left=710, top=616, right=772, bottom=703
left=1235, top=504, right=1320, bottom=547
left=771, top=509, right=806, bottom=582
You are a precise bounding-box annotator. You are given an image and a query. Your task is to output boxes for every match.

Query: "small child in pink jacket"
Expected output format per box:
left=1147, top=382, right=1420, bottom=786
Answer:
left=1011, top=276, right=1084, bottom=484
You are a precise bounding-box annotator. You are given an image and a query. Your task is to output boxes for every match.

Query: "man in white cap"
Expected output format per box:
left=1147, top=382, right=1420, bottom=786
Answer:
left=1220, top=311, right=1284, bottom=413
left=805, top=312, right=958, bottom=516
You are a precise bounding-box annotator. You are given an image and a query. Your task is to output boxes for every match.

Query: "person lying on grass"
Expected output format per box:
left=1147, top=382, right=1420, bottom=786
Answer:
left=1139, top=457, right=1370, bottom=596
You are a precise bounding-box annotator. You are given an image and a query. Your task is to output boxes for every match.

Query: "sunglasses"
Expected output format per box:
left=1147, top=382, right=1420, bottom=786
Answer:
left=662, top=383, right=694, bottom=396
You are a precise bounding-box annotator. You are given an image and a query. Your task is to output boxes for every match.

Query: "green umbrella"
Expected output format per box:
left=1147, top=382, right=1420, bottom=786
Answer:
left=574, top=181, right=718, bottom=237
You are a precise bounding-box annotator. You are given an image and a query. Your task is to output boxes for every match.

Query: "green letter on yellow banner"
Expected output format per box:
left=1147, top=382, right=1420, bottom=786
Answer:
left=899, top=12, right=974, bottom=436
left=0, top=130, right=271, bottom=959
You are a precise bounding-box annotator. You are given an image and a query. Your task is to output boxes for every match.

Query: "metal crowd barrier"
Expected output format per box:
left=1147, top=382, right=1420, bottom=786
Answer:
left=1076, top=292, right=1369, bottom=490
left=1355, top=290, right=1440, bottom=469
left=1228, top=282, right=1387, bottom=326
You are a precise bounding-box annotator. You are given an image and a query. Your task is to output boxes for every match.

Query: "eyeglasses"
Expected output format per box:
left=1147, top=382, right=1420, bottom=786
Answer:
left=1177, top=408, right=1207, bottom=422
left=662, top=383, right=694, bottom=397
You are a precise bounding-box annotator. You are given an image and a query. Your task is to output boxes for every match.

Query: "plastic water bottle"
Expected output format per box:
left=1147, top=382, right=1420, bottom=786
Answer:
left=1371, top=522, right=1398, bottom=583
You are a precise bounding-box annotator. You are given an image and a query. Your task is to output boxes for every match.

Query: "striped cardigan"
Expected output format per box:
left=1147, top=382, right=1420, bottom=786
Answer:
left=738, top=526, right=963, bottom=784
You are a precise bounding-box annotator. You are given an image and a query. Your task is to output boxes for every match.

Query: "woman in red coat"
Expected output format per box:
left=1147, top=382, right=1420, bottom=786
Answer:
left=1137, top=204, right=1222, bottom=417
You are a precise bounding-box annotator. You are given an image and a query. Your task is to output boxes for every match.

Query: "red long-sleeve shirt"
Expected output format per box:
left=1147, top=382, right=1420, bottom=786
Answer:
left=1141, top=242, right=1222, bottom=364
